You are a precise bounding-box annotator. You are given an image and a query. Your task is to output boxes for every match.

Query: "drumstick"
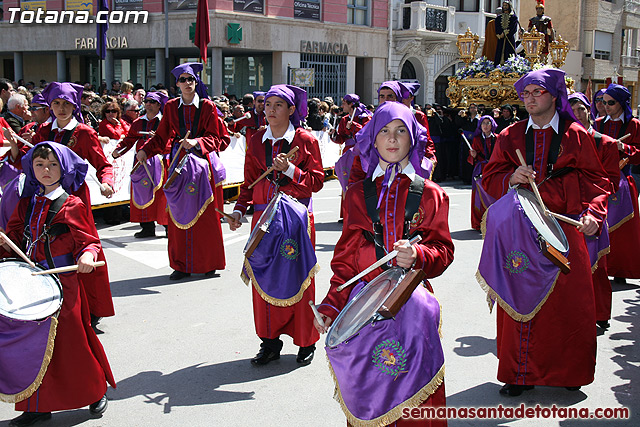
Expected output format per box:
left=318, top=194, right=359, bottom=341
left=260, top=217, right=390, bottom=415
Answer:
left=215, top=208, right=236, bottom=222
left=458, top=129, right=473, bottom=151
left=138, top=131, right=154, bottom=135
left=619, top=133, right=631, bottom=143
left=232, top=112, right=251, bottom=123
left=515, top=148, right=547, bottom=213
left=31, top=261, right=106, bottom=276
left=0, top=231, right=36, bottom=268
left=248, top=146, right=300, bottom=189
left=337, top=235, right=422, bottom=292
left=167, top=130, right=190, bottom=173
left=87, top=172, right=107, bottom=193
left=2, top=127, right=34, bottom=148
left=544, top=210, right=583, bottom=228
left=619, top=157, right=630, bottom=170
left=309, top=301, right=326, bottom=331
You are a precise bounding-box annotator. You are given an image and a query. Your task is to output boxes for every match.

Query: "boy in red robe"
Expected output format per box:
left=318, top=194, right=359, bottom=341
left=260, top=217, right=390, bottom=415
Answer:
left=1, top=142, right=115, bottom=426
left=227, top=84, right=324, bottom=366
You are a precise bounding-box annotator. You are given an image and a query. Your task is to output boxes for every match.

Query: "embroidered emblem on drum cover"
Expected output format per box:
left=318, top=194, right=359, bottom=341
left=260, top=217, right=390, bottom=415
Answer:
left=184, top=182, right=198, bottom=195
left=609, top=193, right=619, bottom=205
left=280, top=238, right=299, bottom=260
left=505, top=250, right=530, bottom=274
left=141, top=178, right=151, bottom=187
left=410, top=207, right=425, bottom=228
left=372, top=339, right=408, bottom=378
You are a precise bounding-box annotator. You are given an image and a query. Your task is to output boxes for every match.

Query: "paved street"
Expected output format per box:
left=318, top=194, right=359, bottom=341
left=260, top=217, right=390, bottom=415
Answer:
left=1, top=179, right=637, bottom=426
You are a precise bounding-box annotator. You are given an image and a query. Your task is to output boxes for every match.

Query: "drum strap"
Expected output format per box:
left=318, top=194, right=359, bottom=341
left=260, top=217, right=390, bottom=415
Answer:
left=146, top=117, right=161, bottom=133
left=178, top=99, right=204, bottom=140
left=23, top=193, right=70, bottom=268
left=596, top=117, right=629, bottom=139
left=265, top=138, right=292, bottom=186
left=525, top=118, right=565, bottom=175
left=48, top=123, right=79, bottom=146
left=362, top=176, right=425, bottom=269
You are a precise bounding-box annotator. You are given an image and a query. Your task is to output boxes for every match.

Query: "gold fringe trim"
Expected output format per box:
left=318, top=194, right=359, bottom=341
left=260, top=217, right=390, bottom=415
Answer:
left=480, top=207, right=489, bottom=239
left=328, top=356, right=446, bottom=427
left=608, top=211, right=634, bottom=233
left=0, top=317, right=58, bottom=403
left=242, top=256, right=320, bottom=306
left=475, top=269, right=560, bottom=322
left=131, top=161, right=165, bottom=209
left=591, top=246, right=611, bottom=273
left=168, top=193, right=215, bottom=229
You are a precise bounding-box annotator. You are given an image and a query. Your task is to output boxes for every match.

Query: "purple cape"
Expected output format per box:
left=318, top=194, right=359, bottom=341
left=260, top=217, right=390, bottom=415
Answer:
left=131, top=155, right=164, bottom=209
left=21, top=141, right=88, bottom=198
left=264, top=84, right=308, bottom=129
left=163, top=154, right=215, bottom=229
left=0, top=174, right=24, bottom=230
left=477, top=190, right=565, bottom=321
left=604, top=83, right=634, bottom=123
left=514, top=68, right=577, bottom=123
left=326, top=270, right=444, bottom=425
left=585, top=221, right=610, bottom=270
left=242, top=193, right=319, bottom=306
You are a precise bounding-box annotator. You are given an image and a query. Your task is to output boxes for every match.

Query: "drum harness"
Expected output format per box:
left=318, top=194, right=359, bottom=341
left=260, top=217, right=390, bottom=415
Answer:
left=22, top=192, right=71, bottom=270
left=362, top=175, right=425, bottom=270
left=525, top=118, right=575, bottom=186
left=176, top=99, right=206, bottom=158
left=264, top=138, right=292, bottom=187
left=48, top=123, right=79, bottom=146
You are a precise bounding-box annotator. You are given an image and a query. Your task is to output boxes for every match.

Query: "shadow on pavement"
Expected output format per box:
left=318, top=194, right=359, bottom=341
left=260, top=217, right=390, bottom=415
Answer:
left=109, top=275, right=205, bottom=297
left=453, top=336, right=497, bottom=358
left=313, top=221, right=343, bottom=233
left=110, top=358, right=303, bottom=413
left=450, top=229, right=483, bottom=241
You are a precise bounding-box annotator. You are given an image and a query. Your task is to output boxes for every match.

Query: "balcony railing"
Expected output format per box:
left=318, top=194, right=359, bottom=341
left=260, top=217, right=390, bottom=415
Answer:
left=399, top=2, right=455, bottom=34
left=621, top=55, right=640, bottom=68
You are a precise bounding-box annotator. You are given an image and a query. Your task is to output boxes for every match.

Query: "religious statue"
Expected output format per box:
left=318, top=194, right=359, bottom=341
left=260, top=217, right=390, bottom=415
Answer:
left=528, top=0, right=554, bottom=60
left=494, top=1, right=519, bottom=65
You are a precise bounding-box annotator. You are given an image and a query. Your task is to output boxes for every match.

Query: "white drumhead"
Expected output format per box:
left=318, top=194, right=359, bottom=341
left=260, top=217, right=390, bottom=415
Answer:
left=326, top=268, right=405, bottom=348
left=517, top=188, right=569, bottom=253
left=0, top=260, right=62, bottom=321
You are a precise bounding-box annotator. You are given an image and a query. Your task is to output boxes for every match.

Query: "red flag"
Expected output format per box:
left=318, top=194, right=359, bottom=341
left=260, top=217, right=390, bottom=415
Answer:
left=585, top=77, right=593, bottom=101
left=195, top=0, right=211, bottom=64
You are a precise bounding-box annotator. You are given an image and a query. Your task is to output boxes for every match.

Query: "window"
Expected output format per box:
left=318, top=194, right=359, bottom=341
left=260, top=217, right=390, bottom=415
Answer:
left=594, top=31, right=613, bottom=60
left=347, top=0, right=368, bottom=25
left=447, top=0, right=480, bottom=12
left=485, top=0, right=501, bottom=13
left=300, top=53, right=347, bottom=101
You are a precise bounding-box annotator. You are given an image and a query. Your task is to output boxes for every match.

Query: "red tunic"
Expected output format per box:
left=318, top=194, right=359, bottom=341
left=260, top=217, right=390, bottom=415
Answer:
left=2, top=194, right=115, bottom=412
left=596, top=116, right=640, bottom=278
left=320, top=175, right=454, bottom=427
left=335, top=114, right=369, bottom=147
left=98, top=118, right=130, bottom=140
left=32, top=122, right=115, bottom=317
left=140, top=97, right=229, bottom=273
left=117, top=115, right=168, bottom=225
left=415, top=110, right=437, bottom=162
left=234, top=109, right=266, bottom=145
left=482, top=120, right=609, bottom=387
left=467, top=134, right=496, bottom=230
left=589, top=128, right=620, bottom=322
left=234, top=127, right=324, bottom=347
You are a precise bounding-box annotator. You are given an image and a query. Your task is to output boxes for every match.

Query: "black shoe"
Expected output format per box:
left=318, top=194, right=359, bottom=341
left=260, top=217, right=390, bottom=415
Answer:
left=596, top=320, right=610, bottom=329
left=566, top=386, right=581, bottom=391
left=499, top=383, right=534, bottom=396
left=9, top=412, right=52, bottom=427
left=251, top=344, right=280, bottom=366
left=90, top=314, right=102, bottom=327
left=134, top=228, right=156, bottom=238
left=204, top=270, right=217, bottom=278
left=169, top=270, right=191, bottom=280
left=613, top=277, right=627, bottom=284
left=89, top=393, right=108, bottom=415
left=296, top=345, right=315, bottom=365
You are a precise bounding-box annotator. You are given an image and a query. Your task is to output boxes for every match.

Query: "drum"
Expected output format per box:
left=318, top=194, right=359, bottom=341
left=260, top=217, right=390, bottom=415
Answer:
left=0, top=259, right=61, bottom=402
left=0, top=259, right=62, bottom=321
left=516, top=188, right=570, bottom=273
left=325, top=267, right=444, bottom=425
left=241, top=193, right=318, bottom=307
left=244, top=192, right=284, bottom=258
left=477, top=188, right=570, bottom=322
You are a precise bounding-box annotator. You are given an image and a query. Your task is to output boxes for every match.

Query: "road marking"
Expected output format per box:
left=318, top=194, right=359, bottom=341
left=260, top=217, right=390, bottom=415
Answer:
left=106, top=248, right=170, bottom=269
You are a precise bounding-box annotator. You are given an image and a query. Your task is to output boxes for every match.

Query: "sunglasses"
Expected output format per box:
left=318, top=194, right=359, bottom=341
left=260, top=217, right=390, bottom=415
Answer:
left=105, top=109, right=118, bottom=114
left=144, top=99, right=159, bottom=104
left=604, top=100, right=617, bottom=106
left=595, top=97, right=604, bottom=103
left=257, top=99, right=264, bottom=103
left=29, top=106, right=46, bottom=111
left=178, top=76, right=196, bottom=83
